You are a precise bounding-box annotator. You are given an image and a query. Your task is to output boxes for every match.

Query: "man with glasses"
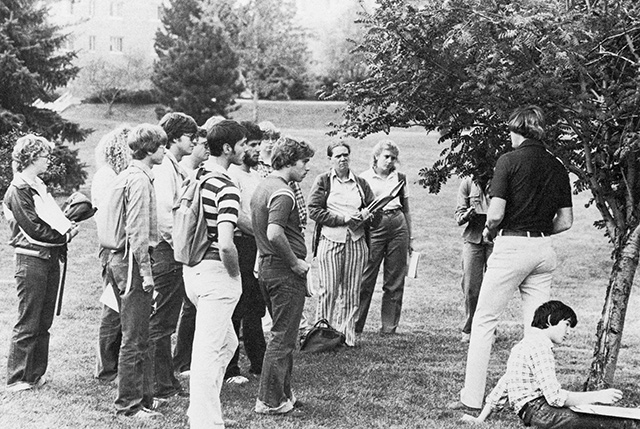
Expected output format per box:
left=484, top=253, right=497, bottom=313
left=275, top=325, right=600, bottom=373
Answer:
left=149, top=112, right=198, bottom=403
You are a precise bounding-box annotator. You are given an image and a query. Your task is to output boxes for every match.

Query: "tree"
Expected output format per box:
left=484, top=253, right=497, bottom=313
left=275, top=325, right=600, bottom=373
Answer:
left=76, top=54, right=152, bottom=116
left=330, top=0, right=640, bottom=389
left=1, top=0, right=90, bottom=196
left=213, top=0, right=311, bottom=121
left=153, top=0, right=244, bottom=124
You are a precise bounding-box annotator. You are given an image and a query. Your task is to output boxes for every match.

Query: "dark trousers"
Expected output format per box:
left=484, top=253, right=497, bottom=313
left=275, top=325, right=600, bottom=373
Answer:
left=225, top=236, right=266, bottom=378
left=7, top=252, right=60, bottom=386
left=95, top=248, right=121, bottom=382
left=149, top=241, right=184, bottom=398
left=106, top=251, right=153, bottom=415
left=257, top=256, right=306, bottom=408
left=356, top=210, right=409, bottom=334
left=523, top=397, right=640, bottom=429
left=173, top=297, right=196, bottom=373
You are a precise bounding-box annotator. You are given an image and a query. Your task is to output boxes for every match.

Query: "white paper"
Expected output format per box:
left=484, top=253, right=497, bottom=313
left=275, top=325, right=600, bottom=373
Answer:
left=99, top=285, right=119, bottom=313
left=570, top=404, right=640, bottom=420
left=33, top=192, right=72, bottom=234
left=407, top=251, right=421, bottom=279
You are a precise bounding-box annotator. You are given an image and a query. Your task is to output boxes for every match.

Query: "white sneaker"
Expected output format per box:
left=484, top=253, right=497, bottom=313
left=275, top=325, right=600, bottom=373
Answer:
left=225, top=375, right=249, bottom=385
left=6, top=382, right=32, bottom=393
left=128, top=407, right=162, bottom=419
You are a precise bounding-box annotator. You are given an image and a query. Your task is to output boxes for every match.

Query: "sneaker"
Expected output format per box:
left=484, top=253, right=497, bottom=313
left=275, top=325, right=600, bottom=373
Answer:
left=152, top=397, right=170, bottom=410
left=255, top=398, right=294, bottom=415
left=127, top=407, right=162, bottom=419
left=34, top=376, right=47, bottom=388
left=6, top=381, right=32, bottom=393
left=225, top=375, right=249, bottom=385
left=460, top=333, right=471, bottom=343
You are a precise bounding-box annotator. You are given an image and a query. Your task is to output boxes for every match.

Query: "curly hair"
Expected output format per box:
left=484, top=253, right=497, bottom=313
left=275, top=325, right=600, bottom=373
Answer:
left=95, top=125, right=132, bottom=174
left=371, top=139, right=400, bottom=169
left=271, top=136, right=315, bottom=170
left=12, top=134, right=54, bottom=172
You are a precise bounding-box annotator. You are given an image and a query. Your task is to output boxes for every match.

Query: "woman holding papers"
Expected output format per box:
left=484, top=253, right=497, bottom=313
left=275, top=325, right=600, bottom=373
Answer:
left=308, top=142, right=374, bottom=346
left=355, top=140, right=412, bottom=336
left=3, top=135, right=80, bottom=392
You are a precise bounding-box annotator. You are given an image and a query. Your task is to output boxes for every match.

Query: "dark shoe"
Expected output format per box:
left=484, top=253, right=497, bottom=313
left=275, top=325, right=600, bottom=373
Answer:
left=446, top=400, right=480, bottom=412
left=281, top=408, right=305, bottom=418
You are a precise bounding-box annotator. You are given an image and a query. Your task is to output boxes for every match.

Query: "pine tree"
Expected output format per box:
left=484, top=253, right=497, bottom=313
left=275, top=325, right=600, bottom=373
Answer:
left=153, top=0, right=244, bottom=124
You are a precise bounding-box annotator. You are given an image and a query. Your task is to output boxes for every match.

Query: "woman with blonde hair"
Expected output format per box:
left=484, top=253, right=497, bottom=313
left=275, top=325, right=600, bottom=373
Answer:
left=356, top=139, right=412, bottom=335
left=3, top=134, right=80, bottom=392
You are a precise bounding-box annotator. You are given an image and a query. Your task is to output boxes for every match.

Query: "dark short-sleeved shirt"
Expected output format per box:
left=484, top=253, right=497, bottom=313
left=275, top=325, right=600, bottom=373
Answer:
left=251, top=175, right=306, bottom=260
left=490, top=139, right=572, bottom=234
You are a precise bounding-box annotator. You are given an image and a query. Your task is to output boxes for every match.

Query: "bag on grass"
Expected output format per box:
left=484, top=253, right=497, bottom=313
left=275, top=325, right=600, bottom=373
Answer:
left=300, top=319, right=346, bottom=353
left=95, top=170, right=129, bottom=251
left=172, top=172, right=215, bottom=267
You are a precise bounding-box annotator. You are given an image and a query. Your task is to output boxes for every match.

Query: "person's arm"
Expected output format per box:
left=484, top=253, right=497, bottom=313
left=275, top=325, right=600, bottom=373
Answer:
left=218, top=221, right=240, bottom=278
left=455, top=178, right=475, bottom=226
left=307, top=173, right=348, bottom=226
left=8, top=186, right=68, bottom=244
left=464, top=373, right=508, bottom=424
left=236, top=211, right=254, bottom=236
left=564, top=388, right=623, bottom=407
left=153, top=162, right=176, bottom=241
left=125, top=173, right=154, bottom=291
left=482, top=197, right=506, bottom=241
left=266, top=223, right=308, bottom=276
left=552, top=207, right=573, bottom=234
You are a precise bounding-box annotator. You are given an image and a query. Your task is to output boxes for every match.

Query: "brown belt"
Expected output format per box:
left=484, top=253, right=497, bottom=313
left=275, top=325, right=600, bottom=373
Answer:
left=499, top=230, right=548, bottom=238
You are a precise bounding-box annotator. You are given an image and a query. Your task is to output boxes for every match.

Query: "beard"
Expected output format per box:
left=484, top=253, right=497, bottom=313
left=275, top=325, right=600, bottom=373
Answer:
left=244, top=153, right=259, bottom=167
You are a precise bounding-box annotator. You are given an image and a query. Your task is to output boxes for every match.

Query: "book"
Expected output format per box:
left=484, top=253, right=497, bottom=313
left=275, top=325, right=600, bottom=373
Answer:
left=570, top=404, right=640, bottom=420
left=407, top=251, right=421, bottom=279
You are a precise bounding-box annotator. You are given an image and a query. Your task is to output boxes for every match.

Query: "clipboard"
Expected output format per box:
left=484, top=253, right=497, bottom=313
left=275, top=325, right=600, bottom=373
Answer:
left=570, top=404, right=640, bottom=420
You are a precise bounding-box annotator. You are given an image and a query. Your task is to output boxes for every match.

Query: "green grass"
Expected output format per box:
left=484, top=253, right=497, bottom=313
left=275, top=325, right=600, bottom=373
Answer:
left=1, top=100, right=640, bottom=428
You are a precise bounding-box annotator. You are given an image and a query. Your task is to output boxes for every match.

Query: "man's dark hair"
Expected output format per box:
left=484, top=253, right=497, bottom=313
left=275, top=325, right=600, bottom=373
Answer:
left=207, top=120, right=246, bottom=157
left=128, top=124, right=167, bottom=160
left=271, top=137, right=315, bottom=170
left=240, top=121, right=263, bottom=142
left=327, top=141, right=351, bottom=157
left=158, top=112, right=198, bottom=146
left=508, top=105, right=545, bottom=140
left=531, top=300, right=578, bottom=329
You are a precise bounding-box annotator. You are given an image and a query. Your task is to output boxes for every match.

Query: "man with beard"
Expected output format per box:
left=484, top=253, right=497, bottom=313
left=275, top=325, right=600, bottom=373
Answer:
left=224, top=122, right=267, bottom=384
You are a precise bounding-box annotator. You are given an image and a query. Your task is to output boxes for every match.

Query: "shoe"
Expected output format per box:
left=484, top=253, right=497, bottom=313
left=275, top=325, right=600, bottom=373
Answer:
left=446, top=400, right=480, bottom=412
left=127, top=407, right=162, bottom=419
left=460, top=333, right=471, bottom=343
left=255, top=398, right=294, bottom=415
left=178, top=370, right=190, bottom=377
left=6, top=381, right=32, bottom=393
left=281, top=408, right=305, bottom=418
left=152, top=397, right=169, bottom=410
left=35, top=376, right=47, bottom=388
left=225, top=375, right=249, bottom=385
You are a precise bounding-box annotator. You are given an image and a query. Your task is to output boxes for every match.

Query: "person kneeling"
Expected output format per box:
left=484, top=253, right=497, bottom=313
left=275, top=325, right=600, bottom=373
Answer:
left=466, top=300, right=639, bottom=429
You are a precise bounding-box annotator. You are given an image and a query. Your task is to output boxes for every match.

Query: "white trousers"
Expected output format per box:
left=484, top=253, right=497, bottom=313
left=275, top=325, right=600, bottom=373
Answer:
left=184, top=260, right=241, bottom=429
left=460, top=236, right=557, bottom=408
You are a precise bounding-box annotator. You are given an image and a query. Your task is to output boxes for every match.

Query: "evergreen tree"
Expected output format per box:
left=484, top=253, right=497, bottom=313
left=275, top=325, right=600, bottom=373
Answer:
left=0, top=0, right=89, bottom=196
left=153, top=0, right=244, bottom=124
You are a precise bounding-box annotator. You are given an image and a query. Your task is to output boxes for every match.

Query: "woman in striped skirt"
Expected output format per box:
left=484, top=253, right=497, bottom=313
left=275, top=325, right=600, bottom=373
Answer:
left=308, top=142, right=374, bottom=346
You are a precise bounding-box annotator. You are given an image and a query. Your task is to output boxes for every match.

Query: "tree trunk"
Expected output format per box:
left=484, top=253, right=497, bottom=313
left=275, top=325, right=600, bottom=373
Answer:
left=252, top=85, right=259, bottom=123
left=585, top=224, right=640, bottom=390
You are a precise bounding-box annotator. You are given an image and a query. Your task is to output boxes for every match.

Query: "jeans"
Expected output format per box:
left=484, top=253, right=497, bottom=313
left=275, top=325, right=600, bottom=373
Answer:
left=225, top=236, right=266, bottom=378
left=7, top=251, right=61, bottom=386
left=95, top=248, right=121, bottom=382
left=356, top=210, right=409, bottom=334
left=460, top=241, right=493, bottom=334
left=149, top=241, right=184, bottom=398
left=106, top=251, right=154, bottom=415
left=524, top=397, right=640, bottom=429
left=316, top=235, right=368, bottom=346
left=460, top=236, right=556, bottom=408
left=257, top=256, right=306, bottom=409
left=173, top=297, right=196, bottom=373
left=184, top=260, right=241, bottom=429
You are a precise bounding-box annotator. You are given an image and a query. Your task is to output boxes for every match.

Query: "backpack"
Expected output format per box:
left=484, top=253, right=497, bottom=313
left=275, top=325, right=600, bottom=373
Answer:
left=95, top=169, right=129, bottom=251
left=172, top=171, right=215, bottom=267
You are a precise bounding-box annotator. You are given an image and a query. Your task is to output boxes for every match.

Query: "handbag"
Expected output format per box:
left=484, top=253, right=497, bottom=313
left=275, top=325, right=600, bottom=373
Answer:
left=300, top=319, right=346, bottom=353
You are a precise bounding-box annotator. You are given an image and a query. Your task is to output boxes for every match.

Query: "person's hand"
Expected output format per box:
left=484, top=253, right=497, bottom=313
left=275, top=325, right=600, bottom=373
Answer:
left=291, top=258, right=309, bottom=277
left=464, top=207, right=476, bottom=222
left=482, top=226, right=495, bottom=243
left=359, top=208, right=371, bottom=222
left=67, top=223, right=80, bottom=242
left=595, top=388, right=623, bottom=404
left=461, top=414, right=483, bottom=424
left=142, top=275, right=155, bottom=293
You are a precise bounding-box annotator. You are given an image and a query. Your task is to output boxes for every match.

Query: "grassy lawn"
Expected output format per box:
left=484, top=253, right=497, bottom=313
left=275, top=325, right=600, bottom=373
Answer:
left=1, top=100, right=639, bottom=428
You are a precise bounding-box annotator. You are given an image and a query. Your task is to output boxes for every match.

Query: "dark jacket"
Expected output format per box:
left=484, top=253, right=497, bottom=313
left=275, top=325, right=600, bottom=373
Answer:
left=308, top=170, right=375, bottom=257
left=3, top=175, right=67, bottom=260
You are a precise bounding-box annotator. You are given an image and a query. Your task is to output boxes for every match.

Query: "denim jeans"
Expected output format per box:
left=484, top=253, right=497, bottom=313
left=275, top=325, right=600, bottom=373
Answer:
left=257, top=256, right=306, bottom=409
left=173, top=297, right=196, bottom=373
left=184, top=260, right=241, bottom=429
left=460, top=241, right=493, bottom=334
left=460, top=236, right=556, bottom=408
left=356, top=210, right=409, bottom=334
left=95, top=248, right=121, bottom=382
left=149, top=240, right=184, bottom=398
left=225, top=236, right=266, bottom=378
left=105, top=251, right=154, bottom=415
left=7, top=251, right=61, bottom=386
left=524, top=397, right=640, bottom=429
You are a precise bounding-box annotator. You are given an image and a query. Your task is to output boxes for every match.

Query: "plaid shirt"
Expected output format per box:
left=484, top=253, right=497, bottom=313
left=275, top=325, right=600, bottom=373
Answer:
left=485, top=329, right=569, bottom=415
left=255, top=160, right=307, bottom=229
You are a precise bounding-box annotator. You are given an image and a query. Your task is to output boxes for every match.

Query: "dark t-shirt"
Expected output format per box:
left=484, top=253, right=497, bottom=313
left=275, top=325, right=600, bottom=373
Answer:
left=250, top=175, right=306, bottom=260
left=491, top=139, right=572, bottom=234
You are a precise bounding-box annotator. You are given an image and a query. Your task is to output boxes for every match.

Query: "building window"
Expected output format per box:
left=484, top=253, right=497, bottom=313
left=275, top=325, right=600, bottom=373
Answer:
left=109, top=36, right=123, bottom=52
left=88, top=36, right=96, bottom=51
left=89, top=0, right=96, bottom=16
left=109, top=1, right=123, bottom=17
